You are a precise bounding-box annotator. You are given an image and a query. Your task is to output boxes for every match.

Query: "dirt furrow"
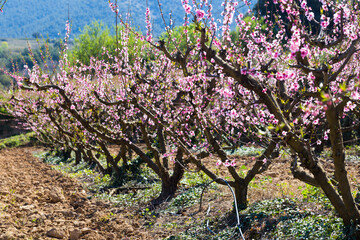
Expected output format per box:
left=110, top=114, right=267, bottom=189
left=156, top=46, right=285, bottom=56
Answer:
left=0, top=147, right=148, bottom=240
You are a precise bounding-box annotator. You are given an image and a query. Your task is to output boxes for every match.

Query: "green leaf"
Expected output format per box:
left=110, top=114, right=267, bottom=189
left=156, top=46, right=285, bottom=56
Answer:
left=339, top=82, right=347, bottom=92
left=268, top=125, right=275, bottom=130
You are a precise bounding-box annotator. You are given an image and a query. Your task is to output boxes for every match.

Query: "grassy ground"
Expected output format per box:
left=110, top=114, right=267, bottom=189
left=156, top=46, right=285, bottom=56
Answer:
left=0, top=132, right=37, bottom=149
left=1, top=133, right=359, bottom=239
left=36, top=145, right=360, bottom=239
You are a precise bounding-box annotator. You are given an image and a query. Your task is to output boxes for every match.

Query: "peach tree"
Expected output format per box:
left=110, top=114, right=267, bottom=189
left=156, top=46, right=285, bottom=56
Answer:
left=163, top=0, right=360, bottom=226
left=111, top=0, right=360, bottom=226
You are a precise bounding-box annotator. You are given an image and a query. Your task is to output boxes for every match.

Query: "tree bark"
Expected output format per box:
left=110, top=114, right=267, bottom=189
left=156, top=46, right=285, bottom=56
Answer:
left=234, top=180, right=248, bottom=210
left=287, top=136, right=353, bottom=225
left=75, top=149, right=81, bottom=165
left=326, top=105, right=360, bottom=222
left=120, top=144, right=128, bottom=166
left=151, top=149, right=184, bottom=207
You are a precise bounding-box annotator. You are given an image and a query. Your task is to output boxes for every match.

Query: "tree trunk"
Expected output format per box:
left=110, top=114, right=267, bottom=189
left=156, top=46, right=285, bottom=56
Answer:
left=120, top=144, right=128, bottom=166
left=151, top=150, right=184, bottom=207
left=151, top=178, right=179, bottom=207
left=287, top=136, right=354, bottom=225
left=105, top=154, right=121, bottom=176
left=127, top=147, right=133, bottom=163
left=62, top=149, right=72, bottom=160
left=234, top=180, right=248, bottom=210
left=75, top=149, right=81, bottom=165
left=326, top=106, right=360, bottom=222
left=85, top=150, right=106, bottom=175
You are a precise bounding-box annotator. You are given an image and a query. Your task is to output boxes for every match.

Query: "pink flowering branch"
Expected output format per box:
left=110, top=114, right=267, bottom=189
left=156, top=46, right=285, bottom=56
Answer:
left=0, top=0, right=7, bottom=12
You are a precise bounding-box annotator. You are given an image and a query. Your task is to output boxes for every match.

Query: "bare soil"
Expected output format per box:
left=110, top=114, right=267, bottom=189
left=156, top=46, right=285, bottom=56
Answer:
left=0, top=147, right=359, bottom=239
left=0, top=147, right=151, bottom=239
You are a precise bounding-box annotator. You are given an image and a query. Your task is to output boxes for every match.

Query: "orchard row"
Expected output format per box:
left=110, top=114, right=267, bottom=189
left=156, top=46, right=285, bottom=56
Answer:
left=5, top=0, right=360, bottom=229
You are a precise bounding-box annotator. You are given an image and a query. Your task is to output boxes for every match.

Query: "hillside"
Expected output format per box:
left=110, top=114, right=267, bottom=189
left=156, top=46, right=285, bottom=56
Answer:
left=0, top=0, right=254, bottom=39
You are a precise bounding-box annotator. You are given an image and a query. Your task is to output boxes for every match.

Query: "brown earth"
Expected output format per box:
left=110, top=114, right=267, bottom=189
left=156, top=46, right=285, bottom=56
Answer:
left=0, top=147, right=153, bottom=240
left=0, top=147, right=359, bottom=239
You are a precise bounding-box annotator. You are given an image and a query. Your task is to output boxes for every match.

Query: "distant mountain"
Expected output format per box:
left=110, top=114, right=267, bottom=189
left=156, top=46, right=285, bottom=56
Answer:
left=0, top=0, right=255, bottom=39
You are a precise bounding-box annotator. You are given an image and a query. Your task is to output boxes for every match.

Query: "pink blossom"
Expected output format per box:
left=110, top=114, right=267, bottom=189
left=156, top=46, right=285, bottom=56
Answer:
left=145, top=7, right=152, bottom=41
left=321, top=21, right=329, bottom=28
left=300, top=1, right=307, bottom=8
left=196, top=9, right=205, bottom=19
left=230, top=109, right=238, bottom=118
left=320, top=16, right=329, bottom=28
left=216, top=160, right=222, bottom=166
left=224, top=160, right=231, bottom=167
left=300, top=47, right=308, bottom=59
left=307, top=12, right=314, bottom=21
left=183, top=4, right=192, bottom=14
left=290, top=38, right=300, bottom=53
left=334, top=11, right=341, bottom=24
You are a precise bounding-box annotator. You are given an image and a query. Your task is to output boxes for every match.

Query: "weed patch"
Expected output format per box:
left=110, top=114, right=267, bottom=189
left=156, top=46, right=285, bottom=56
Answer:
left=0, top=132, right=36, bottom=149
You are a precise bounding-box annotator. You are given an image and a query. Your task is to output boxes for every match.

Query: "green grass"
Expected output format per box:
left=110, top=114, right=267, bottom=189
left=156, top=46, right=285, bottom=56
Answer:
left=39, top=150, right=162, bottom=206
left=165, top=171, right=217, bottom=215
left=167, top=184, right=357, bottom=240
left=0, top=132, right=37, bottom=149
left=38, top=149, right=222, bottom=222
left=34, top=147, right=360, bottom=239
left=320, top=145, right=360, bottom=163
left=225, top=146, right=263, bottom=157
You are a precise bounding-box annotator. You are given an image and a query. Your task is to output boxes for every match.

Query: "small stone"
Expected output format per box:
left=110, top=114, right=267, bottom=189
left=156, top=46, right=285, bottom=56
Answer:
left=0, top=233, right=12, bottom=240
left=46, top=228, right=64, bottom=239
left=267, top=172, right=277, bottom=177
left=69, top=229, right=82, bottom=240
left=105, top=233, right=116, bottom=240
left=0, top=191, right=8, bottom=196
left=75, top=208, right=84, bottom=214
left=73, top=220, right=80, bottom=227
left=45, top=188, right=65, bottom=203
left=20, top=204, right=35, bottom=212
left=35, top=192, right=43, bottom=197
left=61, top=210, right=75, bottom=218
left=0, top=227, right=17, bottom=240
left=81, top=228, right=92, bottom=234
left=73, top=220, right=86, bottom=227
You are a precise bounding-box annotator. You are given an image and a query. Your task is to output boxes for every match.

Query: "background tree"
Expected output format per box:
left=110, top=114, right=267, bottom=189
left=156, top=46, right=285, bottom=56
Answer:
left=32, top=32, right=41, bottom=39
left=69, top=21, right=146, bottom=66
